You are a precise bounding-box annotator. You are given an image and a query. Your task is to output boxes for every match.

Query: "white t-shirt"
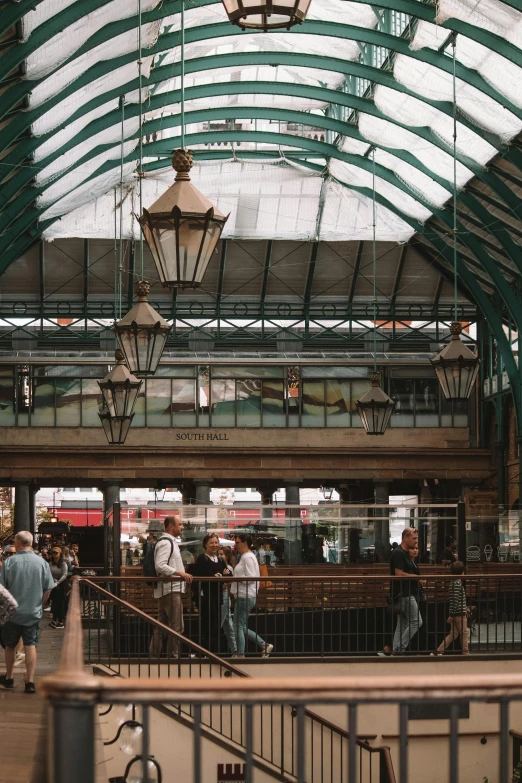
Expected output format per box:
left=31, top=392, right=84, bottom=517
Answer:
left=153, top=534, right=186, bottom=599
left=230, top=551, right=259, bottom=599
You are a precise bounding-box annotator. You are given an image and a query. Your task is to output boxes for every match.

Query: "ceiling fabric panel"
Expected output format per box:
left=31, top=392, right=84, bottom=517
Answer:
left=0, top=0, right=521, bottom=294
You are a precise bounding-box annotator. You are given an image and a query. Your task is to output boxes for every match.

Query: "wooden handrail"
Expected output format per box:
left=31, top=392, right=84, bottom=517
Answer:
left=81, top=573, right=522, bottom=581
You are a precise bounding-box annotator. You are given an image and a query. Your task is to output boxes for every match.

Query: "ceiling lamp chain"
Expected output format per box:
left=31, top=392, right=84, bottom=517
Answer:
left=113, top=280, right=171, bottom=377
left=222, top=0, right=312, bottom=31
left=138, top=149, right=228, bottom=289
left=431, top=34, right=480, bottom=401
left=355, top=149, right=395, bottom=435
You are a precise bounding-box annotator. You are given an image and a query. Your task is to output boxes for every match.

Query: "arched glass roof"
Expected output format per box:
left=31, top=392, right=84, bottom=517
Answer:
left=1, top=0, right=522, bottom=302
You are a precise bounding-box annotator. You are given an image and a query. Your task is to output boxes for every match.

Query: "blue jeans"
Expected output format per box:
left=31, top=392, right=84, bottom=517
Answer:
left=393, top=596, right=423, bottom=652
left=233, top=596, right=265, bottom=654
left=221, top=590, right=237, bottom=653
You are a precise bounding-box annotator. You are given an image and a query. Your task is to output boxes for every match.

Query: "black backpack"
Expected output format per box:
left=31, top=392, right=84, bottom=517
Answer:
left=143, top=537, right=174, bottom=587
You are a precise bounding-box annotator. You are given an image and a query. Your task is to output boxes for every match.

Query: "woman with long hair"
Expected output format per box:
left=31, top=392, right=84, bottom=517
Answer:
left=49, top=547, right=68, bottom=629
left=192, top=533, right=231, bottom=652
left=231, top=534, right=273, bottom=658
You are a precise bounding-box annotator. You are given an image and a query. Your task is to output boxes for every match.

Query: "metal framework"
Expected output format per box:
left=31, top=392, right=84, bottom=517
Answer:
left=1, top=0, right=522, bottom=460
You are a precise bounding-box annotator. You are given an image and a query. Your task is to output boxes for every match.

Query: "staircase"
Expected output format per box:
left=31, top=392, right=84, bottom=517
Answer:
left=81, top=578, right=396, bottom=783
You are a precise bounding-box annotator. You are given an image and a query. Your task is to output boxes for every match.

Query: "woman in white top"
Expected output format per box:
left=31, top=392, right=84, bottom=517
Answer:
left=231, top=534, right=274, bottom=658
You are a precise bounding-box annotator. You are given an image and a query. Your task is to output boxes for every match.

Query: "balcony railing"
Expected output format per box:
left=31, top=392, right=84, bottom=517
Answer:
left=82, top=572, right=522, bottom=658
left=41, top=579, right=522, bottom=783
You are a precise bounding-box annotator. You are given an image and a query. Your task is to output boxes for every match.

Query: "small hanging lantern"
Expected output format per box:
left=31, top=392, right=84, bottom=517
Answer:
left=431, top=322, right=480, bottom=401
left=99, top=408, right=134, bottom=445
left=138, top=149, right=228, bottom=289
left=356, top=371, right=395, bottom=436
left=221, top=0, right=312, bottom=31
left=98, top=349, right=142, bottom=419
left=113, top=280, right=171, bottom=378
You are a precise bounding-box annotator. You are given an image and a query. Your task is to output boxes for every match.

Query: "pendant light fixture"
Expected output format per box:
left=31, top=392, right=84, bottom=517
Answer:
left=355, top=150, right=395, bottom=435
left=113, top=280, right=171, bottom=377
left=431, top=34, right=480, bottom=401
left=221, top=0, right=312, bottom=31
left=138, top=3, right=228, bottom=289
left=98, top=349, right=142, bottom=419
left=138, top=149, right=228, bottom=288
left=99, top=408, right=134, bottom=446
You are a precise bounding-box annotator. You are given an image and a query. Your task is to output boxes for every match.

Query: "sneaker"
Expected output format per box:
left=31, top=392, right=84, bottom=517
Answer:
left=261, top=643, right=274, bottom=658
left=0, top=674, right=14, bottom=689
left=55, top=622, right=65, bottom=629
left=43, top=607, right=51, bottom=613
left=430, top=652, right=444, bottom=657
left=24, top=681, right=36, bottom=694
left=13, top=652, right=25, bottom=667
left=49, top=621, right=58, bottom=629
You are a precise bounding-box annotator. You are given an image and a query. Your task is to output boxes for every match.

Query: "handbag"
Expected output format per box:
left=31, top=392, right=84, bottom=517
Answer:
left=386, top=594, right=402, bottom=616
left=0, top=584, right=18, bottom=626
left=258, top=563, right=273, bottom=590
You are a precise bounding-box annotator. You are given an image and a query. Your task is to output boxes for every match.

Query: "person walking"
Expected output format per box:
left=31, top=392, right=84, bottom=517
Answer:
left=0, top=531, right=54, bottom=693
left=192, top=533, right=232, bottom=652
left=149, top=516, right=192, bottom=657
left=49, top=547, right=68, bottom=629
left=218, top=546, right=237, bottom=655
left=389, top=527, right=423, bottom=655
left=434, top=561, right=470, bottom=655
left=231, top=534, right=273, bottom=658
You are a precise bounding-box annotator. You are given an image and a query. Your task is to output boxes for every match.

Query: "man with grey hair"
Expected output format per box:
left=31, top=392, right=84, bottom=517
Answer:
left=0, top=531, right=54, bottom=693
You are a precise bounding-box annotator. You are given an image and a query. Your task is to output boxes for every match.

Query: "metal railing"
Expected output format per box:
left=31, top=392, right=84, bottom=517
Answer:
left=42, top=580, right=522, bottom=783
left=82, top=572, right=522, bottom=657
left=76, top=578, right=393, bottom=783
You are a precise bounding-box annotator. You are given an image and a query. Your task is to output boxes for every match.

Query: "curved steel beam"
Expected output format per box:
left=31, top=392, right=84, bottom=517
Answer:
left=0, top=0, right=46, bottom=37
left=1, top=18, right=519, bottom=122
left=1, top=130, right=519, bottom=324
left=1, top=50, right=506, bottom=164
left=3, top=90, right=520, bottom=262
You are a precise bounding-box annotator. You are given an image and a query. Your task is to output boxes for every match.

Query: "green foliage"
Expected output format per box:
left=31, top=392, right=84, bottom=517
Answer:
left=484, top=761, right=522, bottom=783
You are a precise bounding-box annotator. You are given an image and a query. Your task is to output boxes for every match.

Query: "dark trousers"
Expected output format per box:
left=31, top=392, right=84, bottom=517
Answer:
left=200, top=599, right=222, bottom=652
left=50, top=582, right=67, bottom=623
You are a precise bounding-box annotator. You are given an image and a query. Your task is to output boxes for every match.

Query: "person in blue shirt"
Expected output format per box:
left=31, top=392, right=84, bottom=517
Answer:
left=0, top=531, right=54, bottom=694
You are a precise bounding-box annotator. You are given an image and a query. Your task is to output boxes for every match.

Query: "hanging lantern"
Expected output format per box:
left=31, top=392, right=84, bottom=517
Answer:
left=99, top=408, right=134, bottom=445
left=221, top=0, right=312, bottom=31
left=138, top=149, right=228, bottom=289
left=431, top=322, right=480, bottom=401
left=98, top=349, right=142, bottom=419
left=322, top=487, right=334, bottom=501
left=113, top=280, right=171, bottom=378
left=356, top=372, right=395, bottom=436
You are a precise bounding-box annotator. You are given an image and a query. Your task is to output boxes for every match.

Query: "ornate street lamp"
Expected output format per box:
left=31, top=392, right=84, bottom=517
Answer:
left=99, top=408, right=134, bottom=446
left=138, top=149, right=228, bottom=289
left=221, top=0, right=312, bottom=31
left=431, top=322, right=480, bottom=401
left=431, top=41, right=479, bottom=402
left=322, top=487, right=334, bottom=501
left=356, top=372, right=395, bottom=436
left=113, top=280, right=171, bottom=378
left=98, top=350, right=142, bottom=419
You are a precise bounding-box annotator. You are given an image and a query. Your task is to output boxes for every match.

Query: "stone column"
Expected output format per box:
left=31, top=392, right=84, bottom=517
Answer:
left=194, top=480, right=212, bottom=505
left=13, top=481, right=31, bottom=534
left=29, top=482, right=38, bottom=535
left=193, top=479, right=213, bottom=542
left=373, top=481, right=390, bottom=563
left=284, top=482, right=302, bottom=564
left=339, top=484, right=364, bottom=564
left=103, top=482, right=120, bottom=576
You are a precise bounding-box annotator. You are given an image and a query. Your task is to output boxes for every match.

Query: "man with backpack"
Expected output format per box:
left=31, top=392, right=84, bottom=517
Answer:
left=149, top=516, right=193, bottom=657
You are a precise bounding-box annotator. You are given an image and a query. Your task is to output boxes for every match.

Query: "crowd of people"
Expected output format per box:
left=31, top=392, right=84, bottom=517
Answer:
left=149, top=516, right=274, bottom=658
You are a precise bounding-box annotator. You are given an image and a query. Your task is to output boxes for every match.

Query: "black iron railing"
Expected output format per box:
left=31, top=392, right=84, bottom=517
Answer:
left=77, top=578, right=393, bottom=783
left=82, top=573, right=522, bottom=657
left=42, top=579, right=522, bottom=783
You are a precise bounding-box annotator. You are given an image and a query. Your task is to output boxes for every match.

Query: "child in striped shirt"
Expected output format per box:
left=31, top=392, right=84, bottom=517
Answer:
left=435, top=561, right=470, bottom=656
